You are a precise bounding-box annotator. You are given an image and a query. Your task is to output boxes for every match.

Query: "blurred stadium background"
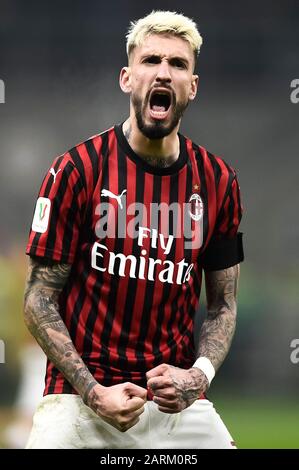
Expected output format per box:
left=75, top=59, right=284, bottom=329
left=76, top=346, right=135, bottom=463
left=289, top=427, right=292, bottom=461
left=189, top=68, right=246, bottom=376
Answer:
left=0, top=0, right=298, bottom=448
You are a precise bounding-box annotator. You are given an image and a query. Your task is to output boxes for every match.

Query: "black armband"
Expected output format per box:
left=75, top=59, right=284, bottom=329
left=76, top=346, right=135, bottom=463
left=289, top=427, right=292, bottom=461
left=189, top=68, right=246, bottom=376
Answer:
left=201, top=232, right=244, bottom=272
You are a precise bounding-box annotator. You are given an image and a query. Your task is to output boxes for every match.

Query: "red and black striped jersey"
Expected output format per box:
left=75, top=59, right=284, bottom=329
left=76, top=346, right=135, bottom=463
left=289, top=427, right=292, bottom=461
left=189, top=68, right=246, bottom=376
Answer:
left=26, top=123, right=244, bottom=395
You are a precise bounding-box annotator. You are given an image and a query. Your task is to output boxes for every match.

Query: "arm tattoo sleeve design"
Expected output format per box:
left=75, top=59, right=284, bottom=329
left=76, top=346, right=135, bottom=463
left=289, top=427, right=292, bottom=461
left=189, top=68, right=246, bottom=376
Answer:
left=23, top=257, right=97, bottom=402
left=198, top=264, right=240, bottom=372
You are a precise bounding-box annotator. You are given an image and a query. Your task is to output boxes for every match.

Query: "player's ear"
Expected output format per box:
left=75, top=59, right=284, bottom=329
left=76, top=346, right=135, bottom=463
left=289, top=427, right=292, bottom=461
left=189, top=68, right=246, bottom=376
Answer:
left=119, top=67, right=131, bottom=94
left=189, top=74, right=199, bottom=101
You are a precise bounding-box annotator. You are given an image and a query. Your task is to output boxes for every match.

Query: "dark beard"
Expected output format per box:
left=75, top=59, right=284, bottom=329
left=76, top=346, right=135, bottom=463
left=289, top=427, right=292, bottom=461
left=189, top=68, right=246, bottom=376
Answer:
left=131, top=89, right=189, bottom=140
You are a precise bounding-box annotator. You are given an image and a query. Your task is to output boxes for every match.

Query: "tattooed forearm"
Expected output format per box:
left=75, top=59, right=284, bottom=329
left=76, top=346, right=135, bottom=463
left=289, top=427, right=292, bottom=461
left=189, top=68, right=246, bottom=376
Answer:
left=24, top=257, right=98, bottom=403
left=197, top=264, right=240, bottom=372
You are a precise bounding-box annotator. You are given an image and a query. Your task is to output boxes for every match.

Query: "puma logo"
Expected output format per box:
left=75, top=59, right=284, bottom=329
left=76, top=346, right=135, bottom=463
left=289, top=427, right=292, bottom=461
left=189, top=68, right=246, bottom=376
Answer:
left=49, top=167, right=62, bottom=183
left=101, top=189, right=127, bottom=209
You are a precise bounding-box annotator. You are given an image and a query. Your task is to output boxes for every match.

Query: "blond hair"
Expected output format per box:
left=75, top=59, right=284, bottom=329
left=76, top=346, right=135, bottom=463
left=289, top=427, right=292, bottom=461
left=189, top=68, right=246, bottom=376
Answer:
left=126, top=10, right=203, bottom=60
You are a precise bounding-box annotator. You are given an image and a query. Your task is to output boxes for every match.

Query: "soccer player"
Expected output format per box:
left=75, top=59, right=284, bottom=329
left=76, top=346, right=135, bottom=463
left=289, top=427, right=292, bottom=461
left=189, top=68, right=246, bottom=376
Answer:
left=24, top=10, right=244, bottom=448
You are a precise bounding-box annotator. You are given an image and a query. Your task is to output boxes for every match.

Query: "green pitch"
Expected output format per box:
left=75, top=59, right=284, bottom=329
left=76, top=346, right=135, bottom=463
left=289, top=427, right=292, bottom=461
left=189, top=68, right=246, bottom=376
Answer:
left=213, top=395, right=299, bottom=449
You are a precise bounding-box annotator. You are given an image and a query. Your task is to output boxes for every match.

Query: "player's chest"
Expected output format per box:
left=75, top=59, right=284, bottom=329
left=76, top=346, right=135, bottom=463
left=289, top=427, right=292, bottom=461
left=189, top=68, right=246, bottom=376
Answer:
left=85, top=165, right=216, bottom=271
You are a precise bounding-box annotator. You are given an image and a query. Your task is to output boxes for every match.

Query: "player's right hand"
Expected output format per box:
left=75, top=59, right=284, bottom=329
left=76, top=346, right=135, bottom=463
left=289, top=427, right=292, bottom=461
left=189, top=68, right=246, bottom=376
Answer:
left=84, top=382, right=147, bottom=432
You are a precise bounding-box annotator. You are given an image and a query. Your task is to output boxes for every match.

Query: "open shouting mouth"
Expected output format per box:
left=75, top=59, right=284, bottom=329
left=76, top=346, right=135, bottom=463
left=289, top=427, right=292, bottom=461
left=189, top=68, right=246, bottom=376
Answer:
left=149, top=88, right=172, bottom=120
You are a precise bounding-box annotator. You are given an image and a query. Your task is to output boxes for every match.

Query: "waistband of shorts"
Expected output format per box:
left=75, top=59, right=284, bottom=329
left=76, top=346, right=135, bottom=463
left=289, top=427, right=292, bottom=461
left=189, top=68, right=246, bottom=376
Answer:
left=43, top=386, right=206, bottom=402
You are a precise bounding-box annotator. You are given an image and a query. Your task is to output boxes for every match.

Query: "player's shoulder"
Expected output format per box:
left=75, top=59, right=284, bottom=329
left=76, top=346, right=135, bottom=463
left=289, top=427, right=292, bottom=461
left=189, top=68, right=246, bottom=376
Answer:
left=186, top=134, right=237, bottom=179
left=67, top=125, right=113, bottom=165
left=54, top=125, right=114, bottom=188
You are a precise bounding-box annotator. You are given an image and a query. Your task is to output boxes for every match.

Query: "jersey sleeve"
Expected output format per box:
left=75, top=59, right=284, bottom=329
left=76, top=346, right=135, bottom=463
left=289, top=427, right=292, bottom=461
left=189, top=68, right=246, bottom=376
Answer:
left=201, top=173, right=244, bottom=271
left=26, top=153, right=87, bottom=264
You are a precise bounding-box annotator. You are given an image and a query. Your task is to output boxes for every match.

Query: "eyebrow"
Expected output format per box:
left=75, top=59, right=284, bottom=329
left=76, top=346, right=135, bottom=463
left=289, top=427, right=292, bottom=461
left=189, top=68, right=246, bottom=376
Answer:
left=140, top=53, right=190, bottom=67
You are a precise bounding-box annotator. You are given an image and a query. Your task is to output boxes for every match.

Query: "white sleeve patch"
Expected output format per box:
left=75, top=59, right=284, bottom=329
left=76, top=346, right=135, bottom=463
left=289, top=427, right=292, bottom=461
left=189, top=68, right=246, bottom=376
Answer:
left=32, top=197, right=52, bottom=233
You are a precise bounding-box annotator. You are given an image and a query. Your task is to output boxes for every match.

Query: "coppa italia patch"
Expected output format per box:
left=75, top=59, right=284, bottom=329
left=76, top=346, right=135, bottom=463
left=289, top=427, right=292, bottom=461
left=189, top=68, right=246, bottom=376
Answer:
left=32, top=197, right=51, bottom=233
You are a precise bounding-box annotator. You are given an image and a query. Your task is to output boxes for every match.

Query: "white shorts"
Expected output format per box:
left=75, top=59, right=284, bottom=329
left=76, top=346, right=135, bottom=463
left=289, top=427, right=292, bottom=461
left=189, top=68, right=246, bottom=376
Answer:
left=26, top=394, right=236, bottom=449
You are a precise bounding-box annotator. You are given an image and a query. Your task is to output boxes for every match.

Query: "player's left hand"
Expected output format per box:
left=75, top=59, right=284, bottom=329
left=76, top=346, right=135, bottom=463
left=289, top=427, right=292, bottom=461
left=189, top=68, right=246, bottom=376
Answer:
left=146, top=363, right=209, bottom=413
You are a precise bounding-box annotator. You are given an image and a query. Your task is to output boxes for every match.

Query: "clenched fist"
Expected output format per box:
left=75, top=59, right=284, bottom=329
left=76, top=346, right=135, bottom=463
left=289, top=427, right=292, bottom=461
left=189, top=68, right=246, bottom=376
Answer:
left=85, top=382, right=147, bottom=432
left=146, top=363, right=208, bottom=413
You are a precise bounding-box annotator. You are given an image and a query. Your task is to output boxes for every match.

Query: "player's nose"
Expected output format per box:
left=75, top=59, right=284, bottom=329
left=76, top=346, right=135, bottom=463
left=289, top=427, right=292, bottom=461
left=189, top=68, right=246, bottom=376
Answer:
left=155, top=60, right=172, bottom=83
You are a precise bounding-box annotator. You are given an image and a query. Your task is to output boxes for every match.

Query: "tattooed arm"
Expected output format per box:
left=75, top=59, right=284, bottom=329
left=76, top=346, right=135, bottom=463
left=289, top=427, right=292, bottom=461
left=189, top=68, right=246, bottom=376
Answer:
left=146, top=264, right=240, bottom=414
left=24, top=257, right=98, bottom=402
left=24, top=257, right=146, bottom=431
left=198, top=264, right=240, bottom=371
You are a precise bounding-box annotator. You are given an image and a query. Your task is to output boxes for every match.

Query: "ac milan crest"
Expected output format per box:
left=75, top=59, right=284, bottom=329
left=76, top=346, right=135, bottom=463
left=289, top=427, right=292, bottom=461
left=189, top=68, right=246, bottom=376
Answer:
left=188, top=193, right=204, bottom=221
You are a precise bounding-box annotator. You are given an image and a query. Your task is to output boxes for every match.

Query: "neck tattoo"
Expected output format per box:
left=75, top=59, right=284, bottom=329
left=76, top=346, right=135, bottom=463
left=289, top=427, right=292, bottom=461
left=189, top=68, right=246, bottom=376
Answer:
left=123, top=124, right=177, bottom=168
